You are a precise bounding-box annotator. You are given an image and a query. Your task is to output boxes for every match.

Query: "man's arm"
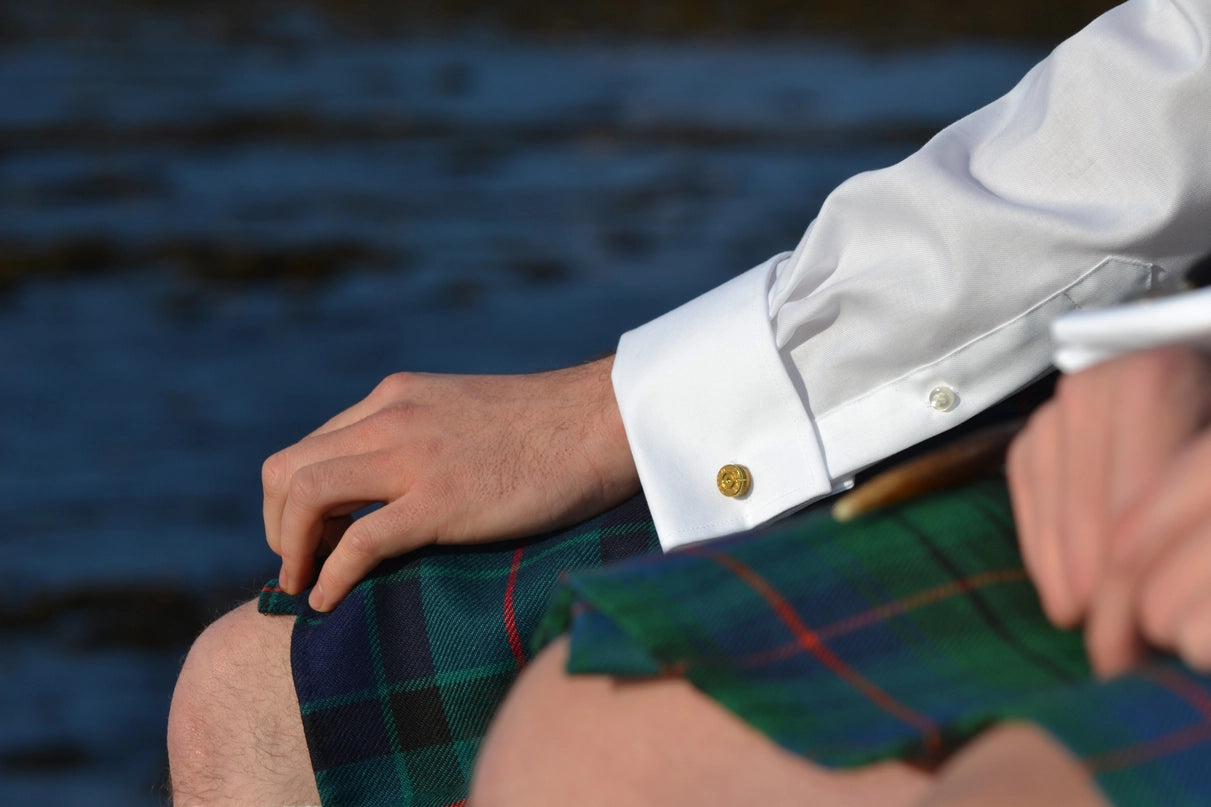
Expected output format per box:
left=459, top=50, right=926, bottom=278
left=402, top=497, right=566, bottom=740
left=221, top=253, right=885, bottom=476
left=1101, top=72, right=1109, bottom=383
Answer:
left=266, top=0, right=1211, bottom=609
left=263, top=356, right=638, bottom=611
left=616, top=0, right=1211, bottom=549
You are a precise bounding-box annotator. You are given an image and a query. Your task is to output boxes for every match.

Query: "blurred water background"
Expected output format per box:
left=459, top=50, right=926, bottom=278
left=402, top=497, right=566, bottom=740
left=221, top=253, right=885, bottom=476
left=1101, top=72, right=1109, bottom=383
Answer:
left=0, top=0, right=1115, bottom=803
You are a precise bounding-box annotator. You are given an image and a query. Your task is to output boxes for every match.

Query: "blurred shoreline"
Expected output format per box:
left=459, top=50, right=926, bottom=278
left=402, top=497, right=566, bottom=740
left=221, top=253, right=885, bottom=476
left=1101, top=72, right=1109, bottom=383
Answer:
left=4, top=0, right=1122, bottom=44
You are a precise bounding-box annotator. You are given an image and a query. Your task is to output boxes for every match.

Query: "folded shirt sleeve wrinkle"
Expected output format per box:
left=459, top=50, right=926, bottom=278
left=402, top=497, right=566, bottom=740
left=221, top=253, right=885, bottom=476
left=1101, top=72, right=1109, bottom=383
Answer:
left=613, top=0, right=1211, bottom=550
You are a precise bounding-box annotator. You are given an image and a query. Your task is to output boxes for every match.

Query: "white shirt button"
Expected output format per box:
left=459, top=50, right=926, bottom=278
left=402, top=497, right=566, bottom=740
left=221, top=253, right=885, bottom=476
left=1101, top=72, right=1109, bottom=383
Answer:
left=929, top=385, right=958, bottom=412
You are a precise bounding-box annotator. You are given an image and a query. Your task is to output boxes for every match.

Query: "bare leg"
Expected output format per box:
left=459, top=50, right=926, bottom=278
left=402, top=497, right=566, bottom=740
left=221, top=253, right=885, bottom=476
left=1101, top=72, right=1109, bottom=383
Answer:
left=475, top=637, right=1112, bottom=807
left=167, top=600, right=319, bottom=807
left=918, top=723, right=1108, bottom=807
left=471, top=637, right=934, bottom=807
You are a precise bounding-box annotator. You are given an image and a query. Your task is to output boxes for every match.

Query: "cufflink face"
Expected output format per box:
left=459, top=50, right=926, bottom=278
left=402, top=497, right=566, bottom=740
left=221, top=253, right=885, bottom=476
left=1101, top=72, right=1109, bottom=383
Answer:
left=717, top=464, right=751, bottom=497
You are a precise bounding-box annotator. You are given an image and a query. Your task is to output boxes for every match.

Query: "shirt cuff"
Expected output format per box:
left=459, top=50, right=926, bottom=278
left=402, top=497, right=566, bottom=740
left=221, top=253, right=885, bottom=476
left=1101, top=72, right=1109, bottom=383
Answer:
left=612, top=254, right=837, bottom=550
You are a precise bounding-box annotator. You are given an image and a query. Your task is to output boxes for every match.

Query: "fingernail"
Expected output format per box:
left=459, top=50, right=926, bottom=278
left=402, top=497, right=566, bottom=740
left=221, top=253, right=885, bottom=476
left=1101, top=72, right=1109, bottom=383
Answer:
left=308, top=582, right=326, bottom=612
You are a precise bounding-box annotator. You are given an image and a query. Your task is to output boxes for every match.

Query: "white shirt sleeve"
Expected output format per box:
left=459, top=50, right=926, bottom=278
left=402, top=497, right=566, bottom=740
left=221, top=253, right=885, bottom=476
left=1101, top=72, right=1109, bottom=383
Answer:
left=613, top=0, right=1211, bottom=550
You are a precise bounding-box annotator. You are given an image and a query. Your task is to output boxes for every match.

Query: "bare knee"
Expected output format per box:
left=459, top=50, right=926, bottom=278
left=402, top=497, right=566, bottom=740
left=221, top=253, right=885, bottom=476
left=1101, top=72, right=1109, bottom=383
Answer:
left=472, top=637, right=707, bottom=806
left=168, top=599, right=315, bottom=806
left=472, top=637, right=930, bottom=807
left=918, top=723, right=1107, bottom=807
left=472, top=638, right=625, bottom=807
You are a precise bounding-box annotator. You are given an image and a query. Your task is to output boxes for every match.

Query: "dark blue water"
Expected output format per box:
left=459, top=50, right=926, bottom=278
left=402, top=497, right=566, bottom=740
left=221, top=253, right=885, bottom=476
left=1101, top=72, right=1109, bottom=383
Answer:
left=0, top=4, right=1045, bottom=802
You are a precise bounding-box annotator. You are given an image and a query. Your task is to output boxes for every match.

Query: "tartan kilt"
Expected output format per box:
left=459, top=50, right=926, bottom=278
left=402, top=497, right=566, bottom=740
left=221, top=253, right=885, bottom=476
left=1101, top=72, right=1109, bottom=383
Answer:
left=257, top=494, right=661, bottom=807
left=541, top=479, right=1211, bottom=806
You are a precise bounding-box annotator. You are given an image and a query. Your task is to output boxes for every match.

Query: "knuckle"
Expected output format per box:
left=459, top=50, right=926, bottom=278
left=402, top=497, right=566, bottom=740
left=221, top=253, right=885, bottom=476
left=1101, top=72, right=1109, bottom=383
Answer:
left=261, top=452, right=290, bottom=494
left=374, top=372, right=414, bottom=401
left=339, top=523, right=380, bottom=562
left=289, top=465, right=326, bottom=507
left=357, top=403, right=419, bottom=445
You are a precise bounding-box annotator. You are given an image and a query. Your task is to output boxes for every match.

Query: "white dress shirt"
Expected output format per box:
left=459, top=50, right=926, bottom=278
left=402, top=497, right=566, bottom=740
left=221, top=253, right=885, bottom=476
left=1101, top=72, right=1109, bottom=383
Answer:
left=613, top=0, right=1211, bottom=550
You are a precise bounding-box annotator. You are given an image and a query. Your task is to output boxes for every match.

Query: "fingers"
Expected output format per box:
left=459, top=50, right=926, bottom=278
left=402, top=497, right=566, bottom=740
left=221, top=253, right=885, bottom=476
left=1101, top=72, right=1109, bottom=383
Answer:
left=257, top=359, right=635, bottom=613
left=1010, top=348, right=1211, bottom=663
left=1135, top=521, right=1211, bottom=663
left=1107, top=349, right=1211, bottom=565
left=1086, top=430, right=1211, bottom=676
left=1055, top=372, right=1113, bottom=616
left=1112, top=431, right=1211, bottom=571
left=1084, top=574, right=1148, bottom=678
left=1009, top=400, right=1081, bottom=627
left=276, top=452, right=402, bottom=594
left=1088, top=520, right=1211, bottom=678
left=263, top=375, right=424, bottom=555
left=263, top=420, right=384, bottom=557
left=308, top=492, right=446, bottom=612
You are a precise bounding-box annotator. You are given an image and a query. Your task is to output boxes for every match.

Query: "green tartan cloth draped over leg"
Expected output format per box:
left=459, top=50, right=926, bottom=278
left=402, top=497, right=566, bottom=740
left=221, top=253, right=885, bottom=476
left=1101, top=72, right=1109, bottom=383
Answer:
left=538, top=479, right=1211, bottom=806
left=258, top=494, right=661, bottom=807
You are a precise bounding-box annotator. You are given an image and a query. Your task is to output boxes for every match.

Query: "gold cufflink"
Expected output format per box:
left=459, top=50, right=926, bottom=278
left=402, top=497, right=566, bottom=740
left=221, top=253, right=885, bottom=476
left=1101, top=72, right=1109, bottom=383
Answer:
left=716, top=464, right=751, bottom=498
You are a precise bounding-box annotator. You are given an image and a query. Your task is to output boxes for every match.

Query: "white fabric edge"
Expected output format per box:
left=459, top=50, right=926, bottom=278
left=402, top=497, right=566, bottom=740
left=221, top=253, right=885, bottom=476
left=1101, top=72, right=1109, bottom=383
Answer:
left=612, top=255, right=834, bottom=550
left=1052, top=284, right=1211, bottom=373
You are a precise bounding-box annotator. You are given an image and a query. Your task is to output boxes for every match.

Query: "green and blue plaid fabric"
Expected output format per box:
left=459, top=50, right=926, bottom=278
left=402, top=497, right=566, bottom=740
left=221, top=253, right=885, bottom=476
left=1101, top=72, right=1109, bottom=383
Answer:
left=258, top=494, right=660, bottom=807
left=543, top=479, right=1211, bottom=806
left=256, top=367, right=1061, bottom=807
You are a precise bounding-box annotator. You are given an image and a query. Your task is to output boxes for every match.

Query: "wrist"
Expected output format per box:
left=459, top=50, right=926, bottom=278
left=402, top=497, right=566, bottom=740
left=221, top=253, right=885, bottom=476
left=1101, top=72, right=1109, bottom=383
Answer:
left=569, top=355, right=641, bottom=507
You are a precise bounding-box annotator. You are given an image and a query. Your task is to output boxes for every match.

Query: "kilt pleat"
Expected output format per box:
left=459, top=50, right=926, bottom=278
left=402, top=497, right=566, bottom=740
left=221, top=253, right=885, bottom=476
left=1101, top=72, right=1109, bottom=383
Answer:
left=544, top=479, right=1211, bottom=806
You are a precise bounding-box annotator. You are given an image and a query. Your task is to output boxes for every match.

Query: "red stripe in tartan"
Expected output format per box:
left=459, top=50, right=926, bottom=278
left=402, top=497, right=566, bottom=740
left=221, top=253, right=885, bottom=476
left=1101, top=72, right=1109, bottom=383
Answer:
left=503, top=546, right=527, bottom=669
left=1085, top=665, right=1211, bottom=773
left=262, top=584, right=286, bottom=594
left=1084, top=723, right=1211, bottom=773
left=708, top=551, right=946, bottom=758
left=1140, top=664, right=1211, bottom=721
left=738, top=568, right=1029, bottom=669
